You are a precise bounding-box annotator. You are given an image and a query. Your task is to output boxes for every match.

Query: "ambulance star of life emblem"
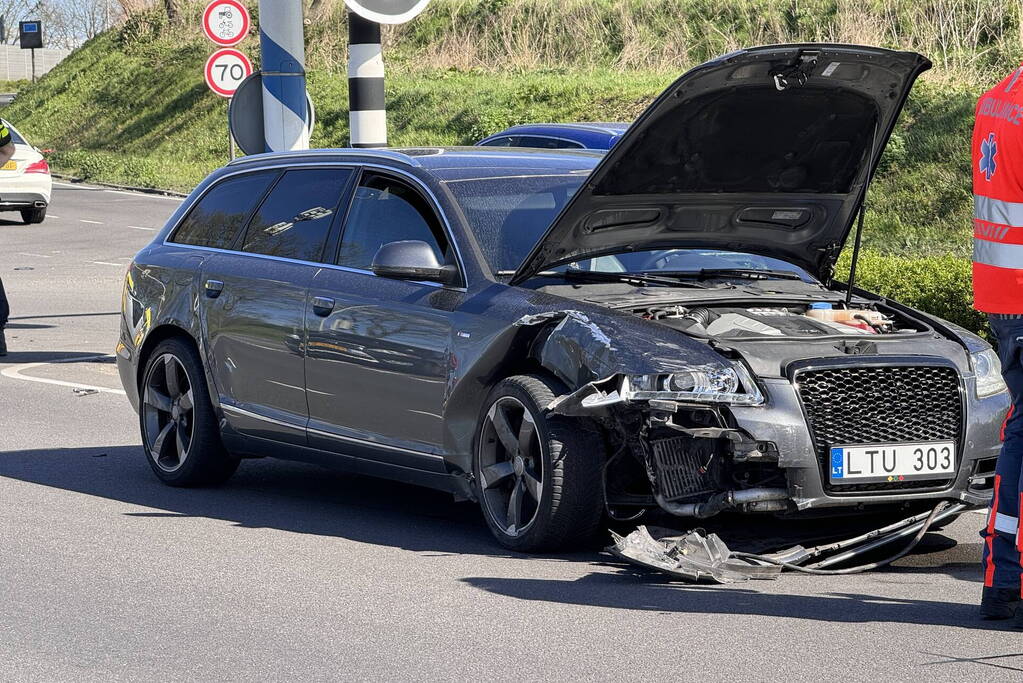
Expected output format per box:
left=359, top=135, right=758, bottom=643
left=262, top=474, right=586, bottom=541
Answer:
left=980, top=132, right=998, bottom=181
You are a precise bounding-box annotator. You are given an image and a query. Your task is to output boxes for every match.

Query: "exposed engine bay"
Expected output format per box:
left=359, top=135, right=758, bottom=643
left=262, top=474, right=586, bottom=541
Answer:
left=639, top=302, right=920, bottom=338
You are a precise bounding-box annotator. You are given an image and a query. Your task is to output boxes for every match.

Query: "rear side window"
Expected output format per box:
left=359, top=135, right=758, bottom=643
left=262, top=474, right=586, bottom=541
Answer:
left=241, top=168, right=353, bottom=261
left=336, top=173, right=449, bottom=270
left=516, top=136, right=584, bottom=149
left=172, top=171, right=276, bottom=249
left=480, top=136, right=517, bottom=147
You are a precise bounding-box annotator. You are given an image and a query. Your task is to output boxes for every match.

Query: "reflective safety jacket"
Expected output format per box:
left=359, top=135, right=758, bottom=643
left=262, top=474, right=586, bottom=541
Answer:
left=973, top=66, right=1023, bottom=313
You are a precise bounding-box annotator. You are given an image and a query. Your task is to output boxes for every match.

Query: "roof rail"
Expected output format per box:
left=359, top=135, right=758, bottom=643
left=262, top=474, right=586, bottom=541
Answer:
left=226, top=148, right=421, bottom=168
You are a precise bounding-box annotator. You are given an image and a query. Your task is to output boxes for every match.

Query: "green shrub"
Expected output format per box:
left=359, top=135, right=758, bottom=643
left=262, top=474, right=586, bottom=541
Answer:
left=836, top=250, right=987, bottom=339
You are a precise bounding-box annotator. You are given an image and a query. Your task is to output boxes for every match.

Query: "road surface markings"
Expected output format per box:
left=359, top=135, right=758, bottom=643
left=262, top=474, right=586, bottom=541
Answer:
left=126, top=225, right=157, bottom=231
left=80, top=219, right=103, bottom=225
left=104, top=188, right=182, bottom=200
left=92, top=261, right=123, bottom=267
left=47, top=214, right=60, bottom=219
left=0, top=353, right=127, bottom=396
left=17, top=252, right=51, bottom=258
left=53, top=181, right=184, bottom=201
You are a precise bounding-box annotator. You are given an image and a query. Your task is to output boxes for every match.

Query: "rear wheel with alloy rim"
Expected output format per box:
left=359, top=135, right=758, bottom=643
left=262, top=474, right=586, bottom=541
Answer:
left=474, top=374, right=605, bottom=552
left=140, top=337, right=238, bottom=486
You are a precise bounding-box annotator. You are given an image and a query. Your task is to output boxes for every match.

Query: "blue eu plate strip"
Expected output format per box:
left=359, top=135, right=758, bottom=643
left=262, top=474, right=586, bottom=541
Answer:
left=830, top=447, right=844, bottom=478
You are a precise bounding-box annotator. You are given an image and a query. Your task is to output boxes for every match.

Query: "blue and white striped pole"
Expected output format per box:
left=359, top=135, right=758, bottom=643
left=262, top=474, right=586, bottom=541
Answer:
left=259, top=0, right=309, bottom=152
left=348, top=12, right=386, bottom=148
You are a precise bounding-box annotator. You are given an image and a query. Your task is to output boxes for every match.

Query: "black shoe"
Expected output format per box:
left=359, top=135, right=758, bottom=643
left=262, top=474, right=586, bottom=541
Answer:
left=982, top=587, right=1020, bottom=620
left=0, top=328, right=6, bottom=356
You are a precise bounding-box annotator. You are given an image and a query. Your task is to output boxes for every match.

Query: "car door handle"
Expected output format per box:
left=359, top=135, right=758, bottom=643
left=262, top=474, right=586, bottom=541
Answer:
left=204, top=279, right=224, bottom=298
left=312, top=296, right=335, bottom=316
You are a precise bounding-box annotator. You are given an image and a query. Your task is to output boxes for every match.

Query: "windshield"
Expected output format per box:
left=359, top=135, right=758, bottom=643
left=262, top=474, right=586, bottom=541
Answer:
left=558, top=249, right=815, bottom=281
left=442, top=173, right=586, bottom=273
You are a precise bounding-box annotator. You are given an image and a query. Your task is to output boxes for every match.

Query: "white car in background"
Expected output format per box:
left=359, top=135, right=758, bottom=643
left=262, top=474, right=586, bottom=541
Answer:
left=0, top=118, right=50, bottom=224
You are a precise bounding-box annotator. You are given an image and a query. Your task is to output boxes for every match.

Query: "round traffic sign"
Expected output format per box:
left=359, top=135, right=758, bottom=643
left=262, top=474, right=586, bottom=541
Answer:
left=202, top=0, right=250, bottom=47
left=229, top=71, right=316, bottom=155
left=344, top=0, right=430, bottom=25
left=205, top=48, right=252, bottom=98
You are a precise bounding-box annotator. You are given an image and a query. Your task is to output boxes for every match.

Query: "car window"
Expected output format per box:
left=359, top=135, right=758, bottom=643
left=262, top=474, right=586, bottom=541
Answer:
left=598, top=249, right=815, bottom=281
left=480, top=136, right=517, bottom=147
left=336, top=173, right=449, bottom=270
left=515, top=136, right=585, bottom=149
left=241, top=168, right=353, bottom=261
left=441, top=173, right=587, bottom=273
left=171, top=171, right=277, bottom=250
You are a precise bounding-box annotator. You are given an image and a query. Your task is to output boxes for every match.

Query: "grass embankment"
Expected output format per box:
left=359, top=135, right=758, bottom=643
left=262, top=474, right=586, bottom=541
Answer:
left=3, top=0, right=1014, bottom=335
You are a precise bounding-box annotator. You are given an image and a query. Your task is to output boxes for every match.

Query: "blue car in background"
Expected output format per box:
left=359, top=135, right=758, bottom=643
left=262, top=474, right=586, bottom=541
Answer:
left=475, top=122, right=628, bottom=150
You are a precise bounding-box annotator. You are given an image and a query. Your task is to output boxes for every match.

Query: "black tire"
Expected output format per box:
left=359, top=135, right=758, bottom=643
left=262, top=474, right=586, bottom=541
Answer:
left=473, top=374, right=605, bottom=552
left=21, top=207, right=45, bottom=224
left=139, top=337, right=238, bottom=486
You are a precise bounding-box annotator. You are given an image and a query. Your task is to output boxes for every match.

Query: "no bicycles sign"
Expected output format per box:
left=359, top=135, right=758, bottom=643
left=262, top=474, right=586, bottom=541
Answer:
left=202, top=0, right=250, bottom=47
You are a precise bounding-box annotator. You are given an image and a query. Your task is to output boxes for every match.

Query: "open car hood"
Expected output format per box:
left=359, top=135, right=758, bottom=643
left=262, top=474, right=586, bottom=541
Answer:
left=510, top=44, right=931, bottom=285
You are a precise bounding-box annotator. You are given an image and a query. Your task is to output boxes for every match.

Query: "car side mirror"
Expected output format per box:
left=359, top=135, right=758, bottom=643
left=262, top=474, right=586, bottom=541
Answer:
left=371, top=240, right=458, bottom=285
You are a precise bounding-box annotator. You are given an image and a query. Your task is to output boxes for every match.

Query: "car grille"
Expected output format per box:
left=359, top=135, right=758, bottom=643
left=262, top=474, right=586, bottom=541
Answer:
left=795, top=364, right=963, bottom=493
left=650, top=435, right=716, bottom=502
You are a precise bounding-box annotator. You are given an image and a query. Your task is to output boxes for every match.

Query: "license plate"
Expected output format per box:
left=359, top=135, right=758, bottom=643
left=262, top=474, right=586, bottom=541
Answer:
left=829, top=442, right=956, bottom=483
left=1, top=161, right=16, bottom=170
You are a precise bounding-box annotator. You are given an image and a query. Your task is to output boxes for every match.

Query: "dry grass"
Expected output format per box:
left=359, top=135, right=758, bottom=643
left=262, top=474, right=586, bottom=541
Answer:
left=308, top=0, right=1023, bottom=82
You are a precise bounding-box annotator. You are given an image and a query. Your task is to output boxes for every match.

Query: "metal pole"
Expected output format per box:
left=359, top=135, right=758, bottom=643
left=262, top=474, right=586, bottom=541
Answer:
left=347, top=12, right=386, bottom=148
left=258, top=0, right=309, bottom=152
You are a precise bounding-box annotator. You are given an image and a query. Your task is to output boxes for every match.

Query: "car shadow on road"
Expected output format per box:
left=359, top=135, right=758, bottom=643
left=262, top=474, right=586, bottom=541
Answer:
left=460, top=569, right=1012, bottom=631
left=0, top=444, right=584, bottom=561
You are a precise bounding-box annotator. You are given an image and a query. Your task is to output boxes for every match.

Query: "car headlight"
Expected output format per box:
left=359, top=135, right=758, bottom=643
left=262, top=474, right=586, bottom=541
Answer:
left=625, top=363, right=764, bottom=406
left=973, top=348, right=1007, bottom=398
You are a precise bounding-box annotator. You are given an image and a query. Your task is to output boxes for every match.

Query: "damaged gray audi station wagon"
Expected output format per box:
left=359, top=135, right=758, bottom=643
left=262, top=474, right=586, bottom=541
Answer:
left=118, top=44, right=1008, bottom=551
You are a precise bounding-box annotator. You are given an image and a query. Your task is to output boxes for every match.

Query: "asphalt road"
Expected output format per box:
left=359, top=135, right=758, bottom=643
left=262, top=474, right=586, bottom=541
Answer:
left=1, top=181, right=1022, bottom=681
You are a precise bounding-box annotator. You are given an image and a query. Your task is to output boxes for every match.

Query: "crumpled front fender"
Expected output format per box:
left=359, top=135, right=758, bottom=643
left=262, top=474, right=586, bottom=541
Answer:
left=516, top=309, right=727, bottom=390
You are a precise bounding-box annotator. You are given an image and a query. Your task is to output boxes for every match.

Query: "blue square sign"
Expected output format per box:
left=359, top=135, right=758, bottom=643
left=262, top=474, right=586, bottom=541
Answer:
left=830, top=447, right=844, bottom=478
left=23, top=23, right=37, bottom=33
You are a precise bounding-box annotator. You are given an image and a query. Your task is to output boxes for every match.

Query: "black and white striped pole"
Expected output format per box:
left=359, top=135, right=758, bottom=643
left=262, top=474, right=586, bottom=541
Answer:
left=347, top=13, right=385, bottom=148
left=343, top=0, right=431, bottom=148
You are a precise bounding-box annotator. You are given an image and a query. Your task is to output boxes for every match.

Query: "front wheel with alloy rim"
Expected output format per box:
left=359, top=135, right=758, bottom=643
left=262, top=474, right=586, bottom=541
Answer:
left=140, top=337, right=238, bottom=486
left=474, top=374, right=606, bottom=552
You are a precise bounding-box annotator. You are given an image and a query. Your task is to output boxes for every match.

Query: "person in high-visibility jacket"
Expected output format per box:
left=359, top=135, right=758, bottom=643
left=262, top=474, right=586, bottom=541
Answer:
left=975, top=66, right=1023, bottom=624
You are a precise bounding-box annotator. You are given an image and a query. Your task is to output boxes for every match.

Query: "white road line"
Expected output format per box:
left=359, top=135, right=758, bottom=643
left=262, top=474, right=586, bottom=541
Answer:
left=104, top=188, right=182, bottom=200
left=80, top=219, right=103, bottom=225
left=92, top=261, right=123, bottom=267
left=52, top=181, right=183, bottom=201
left=126, top=225, right=157, bottom=231
left=0, top=353, right=126, bottom=396
left=17, top=252, right=51, bottom=258
left=47, top=214, right=60, bottom=219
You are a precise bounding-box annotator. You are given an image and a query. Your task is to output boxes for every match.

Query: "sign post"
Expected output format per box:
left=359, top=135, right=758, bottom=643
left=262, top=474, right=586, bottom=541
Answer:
left=343, top=1, right=430, bottom=148
left=258, top=0, right=309, bottom=153
left=18, top=20, right=42, bottom=82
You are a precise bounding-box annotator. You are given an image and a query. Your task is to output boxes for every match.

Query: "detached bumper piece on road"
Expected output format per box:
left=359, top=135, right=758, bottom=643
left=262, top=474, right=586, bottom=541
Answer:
left=608, top=502, right=966, bottom=583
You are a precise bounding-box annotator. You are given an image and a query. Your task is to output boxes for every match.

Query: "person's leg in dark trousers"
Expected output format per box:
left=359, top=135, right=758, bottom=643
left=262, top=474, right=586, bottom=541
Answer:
left=0, top=276, right=8, bottom=355
left=982, top=315, right=1023, bottom=618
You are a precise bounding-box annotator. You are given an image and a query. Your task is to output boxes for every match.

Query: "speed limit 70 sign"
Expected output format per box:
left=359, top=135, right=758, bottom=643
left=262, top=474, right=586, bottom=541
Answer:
left=205, top=48, right=252, bottom=97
